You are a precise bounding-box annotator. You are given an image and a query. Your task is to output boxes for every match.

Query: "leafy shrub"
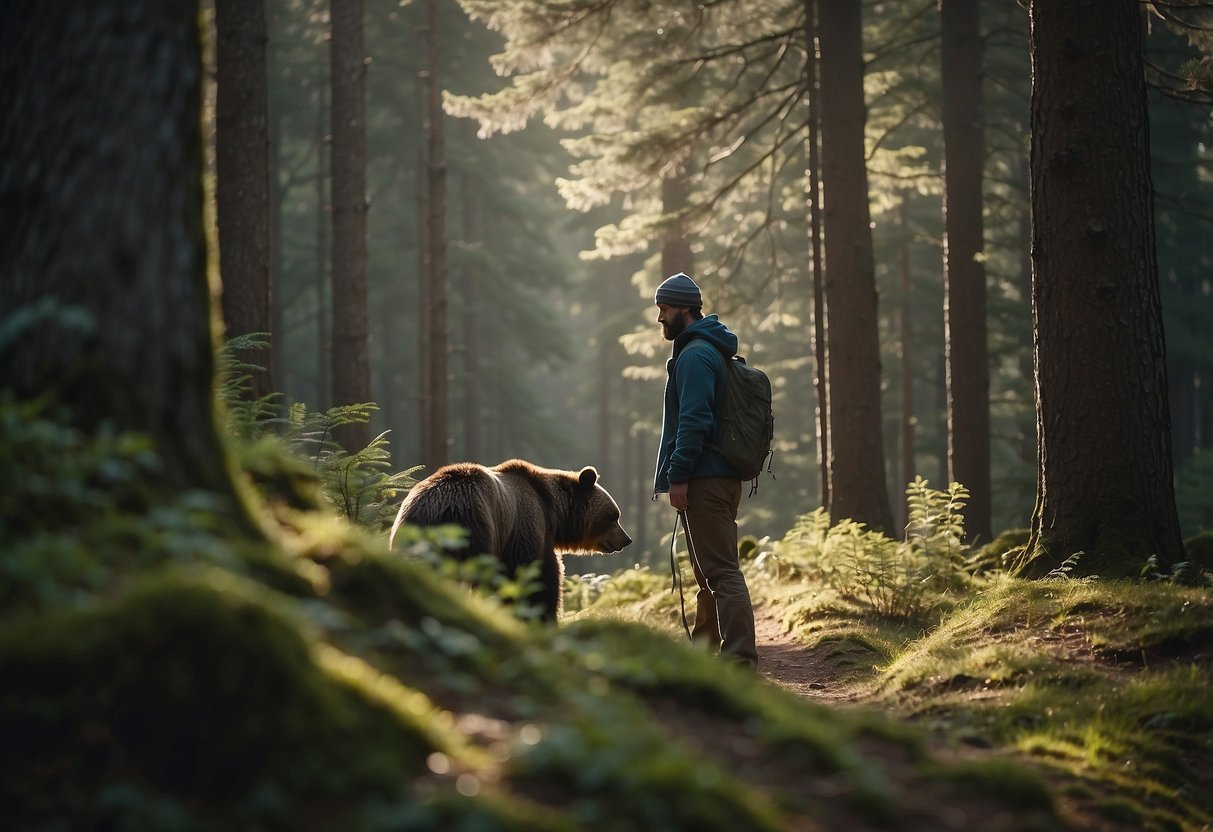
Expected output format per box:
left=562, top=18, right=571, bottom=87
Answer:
left=394, top=524, right=546, bottom=623
left=0, top=393, right=261, bottom=612
left=772, top=478, right=978, bottom=621
left=562, top=566, right=673, bottom=617
left=217, top=334, right=419, bottom=530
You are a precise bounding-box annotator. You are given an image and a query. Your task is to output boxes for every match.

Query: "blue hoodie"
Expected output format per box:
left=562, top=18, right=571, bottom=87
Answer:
left=653, top=314, right=742, bottom=494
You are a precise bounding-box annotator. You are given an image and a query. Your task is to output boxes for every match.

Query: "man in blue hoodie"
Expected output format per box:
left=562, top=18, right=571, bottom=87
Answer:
left=653, top=273, right=759, bottom=669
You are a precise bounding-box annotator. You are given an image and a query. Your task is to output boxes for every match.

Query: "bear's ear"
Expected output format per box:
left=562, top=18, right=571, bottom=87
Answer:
left=577, top=466, right=599, bottom=489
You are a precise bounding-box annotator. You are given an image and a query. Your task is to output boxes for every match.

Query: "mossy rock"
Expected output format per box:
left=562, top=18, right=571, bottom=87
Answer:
left=1184, top=530, right=1213, bottom=574
left=974, top=528, right=1030, bottom=571
left=0, top=568, right=439, bottom=827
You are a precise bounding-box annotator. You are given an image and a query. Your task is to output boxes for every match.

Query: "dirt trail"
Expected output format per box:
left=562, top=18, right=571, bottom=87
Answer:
left=754, top=604, right=859, bottom=704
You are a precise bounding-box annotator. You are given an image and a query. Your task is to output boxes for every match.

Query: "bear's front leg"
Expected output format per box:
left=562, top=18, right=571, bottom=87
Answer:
left=534, top=550, right=564, bottom=622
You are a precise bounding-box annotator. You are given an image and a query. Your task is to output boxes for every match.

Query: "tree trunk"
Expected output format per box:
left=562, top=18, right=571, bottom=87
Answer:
left=416, top=75, right=432, bottom=465
left=329, top=0, right=371, bottom=451
left=1169, top=359, right=1195, bottom=467
left=633, top=418, right=649, bottom=553
left=1022, top=0, right=1184, bottom=577
left=424, top=0, right=450, bottom=469
left=461, top=171, right=481, bottom=463
left=315, top=79, right=331, bottom=410
left=817, top=1, right=894, bottom=534
left=1201, top=366, right=1213, bottom=456
left=802, top=0, right=829, bottom=510
left=940, top=0, right=992, bottom=543
left=596, top=275, right=614, bottom=486
left=1014, top=156, right=1035, bottom=472
left=0, top=0, right=249, bottom=522
left=215, top=0, right=272, bottom=400
left=268, top=33, right=288, bottom=402
left=661, top=169, right=693, bottom=278
left=898, top=205, right=914, bottom=529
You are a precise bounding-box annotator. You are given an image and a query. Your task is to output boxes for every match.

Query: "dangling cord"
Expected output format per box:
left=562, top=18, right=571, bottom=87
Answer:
left=668, top=511, right=692, bottom=642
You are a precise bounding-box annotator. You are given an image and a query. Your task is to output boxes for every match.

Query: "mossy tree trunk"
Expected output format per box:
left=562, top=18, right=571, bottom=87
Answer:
left=817, top=1, right=894, bottom=535
left=0, top=0, right=249, bottom=520
left=1022, top=0, right=1184, bottom=578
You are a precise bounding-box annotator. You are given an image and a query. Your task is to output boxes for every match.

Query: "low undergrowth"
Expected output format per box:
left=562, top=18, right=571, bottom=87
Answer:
left=873, top=577, right=1213, bottom=830
left=2, top=398, right=1066, bottom=831
left=574, top=480, right=1213, bottom=830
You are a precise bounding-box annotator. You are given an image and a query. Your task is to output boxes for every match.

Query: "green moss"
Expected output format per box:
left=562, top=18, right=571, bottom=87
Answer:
left=556, top=617, right=903, bottom=788
left=863, top=577, right=1213, bottom=826
left=508, top=714, right=786, bottom=832
left=362, top=790, right=578, bottom=832
left=0, top=568, right=443, bottom=826
left=326, top=548, right=522, bottom=644
left=925, top=758, right=1054, bottom=811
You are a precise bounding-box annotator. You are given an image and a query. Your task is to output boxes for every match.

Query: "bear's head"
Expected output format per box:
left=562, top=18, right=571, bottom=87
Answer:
left=560, top=466, right=632, bottom=555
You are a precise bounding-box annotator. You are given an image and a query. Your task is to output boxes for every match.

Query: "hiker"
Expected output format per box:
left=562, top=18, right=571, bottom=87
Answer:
left=653, top=272, right=759, bottom=669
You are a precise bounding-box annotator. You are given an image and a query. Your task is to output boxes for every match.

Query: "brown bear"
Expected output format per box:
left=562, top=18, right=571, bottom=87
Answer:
left=388, top=459, right=632, bottom=620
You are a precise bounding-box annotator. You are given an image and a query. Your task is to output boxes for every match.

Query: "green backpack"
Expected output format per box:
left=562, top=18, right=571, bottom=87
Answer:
left=685, top=340, right=775, bottom=492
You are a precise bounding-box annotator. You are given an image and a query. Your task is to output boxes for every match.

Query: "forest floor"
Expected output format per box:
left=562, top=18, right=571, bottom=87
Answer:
left=754, top=604, right=862, bottom=705
left=751, top=604, right=1106, bottom=828
left=742, top=599, right=1208, bottom=832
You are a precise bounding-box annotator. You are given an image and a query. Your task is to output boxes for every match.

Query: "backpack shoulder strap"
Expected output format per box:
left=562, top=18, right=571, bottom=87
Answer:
left=679, top=337, right=727, bottom=365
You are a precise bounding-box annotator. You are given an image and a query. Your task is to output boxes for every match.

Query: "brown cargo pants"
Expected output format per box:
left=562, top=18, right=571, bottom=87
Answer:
left=683, top=477, right=758, bottom=669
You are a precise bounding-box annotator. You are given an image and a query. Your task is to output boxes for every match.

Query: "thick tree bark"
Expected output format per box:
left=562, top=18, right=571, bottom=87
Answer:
left=215, top=0, right=272, bottom=400
left=1022, top=0, right=1184, bottom=577
left=940, top=0, right=992, bottom=543
left=0, top=0, right=248, bottom=520
left=424, top=0, right=450, bottom=469
left=817, top=1, right=894, bottom=534
left=329, top=0, right=371, bottom=451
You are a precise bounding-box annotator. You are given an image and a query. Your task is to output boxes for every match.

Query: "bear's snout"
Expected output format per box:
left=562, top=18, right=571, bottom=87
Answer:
left=599, top=525, right=632, bottom=553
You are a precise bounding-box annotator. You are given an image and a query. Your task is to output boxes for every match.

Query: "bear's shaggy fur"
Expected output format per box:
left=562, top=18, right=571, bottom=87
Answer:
left=389, top=459, right=631, bottom=620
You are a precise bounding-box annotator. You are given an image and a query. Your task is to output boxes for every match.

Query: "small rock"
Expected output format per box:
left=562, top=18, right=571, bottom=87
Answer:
left=808, top=682, right=826, bottom=690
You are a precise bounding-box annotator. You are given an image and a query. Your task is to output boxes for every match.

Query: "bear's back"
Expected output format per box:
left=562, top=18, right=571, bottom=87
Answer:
left=394, top=461, right=550, bottom=562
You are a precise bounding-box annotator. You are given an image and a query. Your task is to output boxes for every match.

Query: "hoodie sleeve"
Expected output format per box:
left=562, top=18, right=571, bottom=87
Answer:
left=667, top=344, right=720, bottom=484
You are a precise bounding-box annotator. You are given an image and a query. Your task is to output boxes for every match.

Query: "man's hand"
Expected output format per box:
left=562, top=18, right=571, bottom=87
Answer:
left=668, top=481, right=689, bottom=512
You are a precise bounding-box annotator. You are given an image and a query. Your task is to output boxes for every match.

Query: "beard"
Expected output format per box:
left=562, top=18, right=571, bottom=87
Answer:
left=662, top=315, right=688, bottom=341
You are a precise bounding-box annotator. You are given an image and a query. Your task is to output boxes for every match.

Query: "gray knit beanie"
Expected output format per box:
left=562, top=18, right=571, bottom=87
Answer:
left=654, top=272, right=703, bottom=307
